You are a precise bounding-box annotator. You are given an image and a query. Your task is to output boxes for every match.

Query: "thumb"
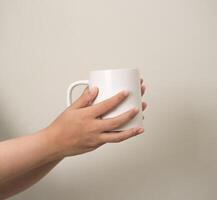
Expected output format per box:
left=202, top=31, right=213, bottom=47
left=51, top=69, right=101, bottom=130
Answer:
left=70, top=87, right=98, bottom=109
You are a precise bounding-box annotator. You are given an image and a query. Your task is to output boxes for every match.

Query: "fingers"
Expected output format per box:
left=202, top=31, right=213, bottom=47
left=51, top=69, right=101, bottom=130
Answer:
left=140, top=78, right=147, bottom=111
left=99, top=127, right=144, bottom=143
left=98, top=107, right=139, bottom=132
left=140, top=79, right=145, bottom=97
left=89, top=90, right=129, bottom=117
left=71, top=87, right=98, bottom=109
left=142, top=101, right=147, bottom=111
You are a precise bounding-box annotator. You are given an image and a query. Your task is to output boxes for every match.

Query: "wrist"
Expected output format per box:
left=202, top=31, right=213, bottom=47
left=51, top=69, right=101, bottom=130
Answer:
left=37, top=127, right=65, bottom=162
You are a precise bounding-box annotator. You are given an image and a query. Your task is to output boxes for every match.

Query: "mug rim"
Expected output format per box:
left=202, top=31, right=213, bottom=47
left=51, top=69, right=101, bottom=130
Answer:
left=91, top=67, right=138, bottom=73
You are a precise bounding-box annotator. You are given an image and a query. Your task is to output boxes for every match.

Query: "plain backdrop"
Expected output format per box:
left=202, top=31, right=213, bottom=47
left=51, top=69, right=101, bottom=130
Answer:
left=0, top=0, right=217, bottom=200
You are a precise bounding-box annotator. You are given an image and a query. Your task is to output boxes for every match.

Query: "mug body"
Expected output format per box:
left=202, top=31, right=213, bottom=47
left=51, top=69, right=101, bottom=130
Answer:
left=89, top=68, right=143, bottom=131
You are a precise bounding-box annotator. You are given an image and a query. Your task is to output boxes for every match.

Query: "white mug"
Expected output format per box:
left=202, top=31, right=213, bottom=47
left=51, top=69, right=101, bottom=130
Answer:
left=67, top=68, right=143, bottom=131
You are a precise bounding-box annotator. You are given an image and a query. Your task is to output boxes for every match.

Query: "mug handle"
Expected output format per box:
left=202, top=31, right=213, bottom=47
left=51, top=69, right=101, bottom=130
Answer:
left=67, top=80, right=89, bottom=106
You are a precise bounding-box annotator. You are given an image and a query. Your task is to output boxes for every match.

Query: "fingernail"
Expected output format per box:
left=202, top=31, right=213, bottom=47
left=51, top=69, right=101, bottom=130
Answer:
left=142, top=102, right=147, bottom=110
left=122, top=90, right=129, bottom=96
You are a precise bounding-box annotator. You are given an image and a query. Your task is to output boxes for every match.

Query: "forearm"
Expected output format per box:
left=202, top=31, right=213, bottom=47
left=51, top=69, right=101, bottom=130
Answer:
left=0, top=128, right=61, bottom=183
left=0, top=159, right=61, bottom=199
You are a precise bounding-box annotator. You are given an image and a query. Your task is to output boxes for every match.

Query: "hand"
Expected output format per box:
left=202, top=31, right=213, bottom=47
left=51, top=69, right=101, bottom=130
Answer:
left=44, top=80, right=147, bottom=158
left=140, top=78, right=147, bottom=118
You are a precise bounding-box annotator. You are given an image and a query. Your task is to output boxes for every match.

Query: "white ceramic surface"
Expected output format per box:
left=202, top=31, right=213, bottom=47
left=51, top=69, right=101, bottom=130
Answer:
left=67, top=68, right=143, bottom=131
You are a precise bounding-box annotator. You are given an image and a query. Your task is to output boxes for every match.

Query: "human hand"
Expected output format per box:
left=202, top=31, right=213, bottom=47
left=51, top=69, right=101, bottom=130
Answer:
left=44, top=79, right=147, bottom=158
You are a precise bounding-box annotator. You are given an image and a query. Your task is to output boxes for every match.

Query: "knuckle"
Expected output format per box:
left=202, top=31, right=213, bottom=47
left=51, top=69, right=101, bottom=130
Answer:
left=109, top=95, right=123, bottom=106
left=88, top=139, right=99, bottom=148
left=86, top=107, right=94, bottom=117
left=117, top=93, right=125, bottom=101
left=79, top=108, right=89, bottom=117
left=114, top=136, right=123, bottom=143
left=120, top=111, right=135, bottom=123
left=110, top=120, right=120, bottom=129
left=84, top=94, right=91, bottom=102
left=103, top=122, right=113, bottom=131
left=104, top=101, right=110, bottom=108
left=97, top=136, right=106, bottom=145
left=102, top=119, right=119, bottom=130
left=99, top=135, right=106, bottom=143
left=88, top=135, right=103, bottom=148
left=98, top=101, right=109, bottom=111
left=100, top=93, right=125, bottom=111
left=129, top=110, right=137, bottom=118
left=90, top=121, right=101, bottom=133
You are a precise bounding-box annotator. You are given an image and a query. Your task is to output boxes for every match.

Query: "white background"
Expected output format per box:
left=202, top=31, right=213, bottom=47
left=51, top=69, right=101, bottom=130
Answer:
left=0, top=0, right=217, bottom=199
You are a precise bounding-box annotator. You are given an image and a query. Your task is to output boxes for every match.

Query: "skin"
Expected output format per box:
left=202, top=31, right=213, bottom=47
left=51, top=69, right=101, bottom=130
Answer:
left=0, top=79, right=147, bottom=199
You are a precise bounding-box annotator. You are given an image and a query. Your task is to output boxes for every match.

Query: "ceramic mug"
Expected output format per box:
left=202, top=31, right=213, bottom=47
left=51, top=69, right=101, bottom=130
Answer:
left=67, top=68, right=143, bottom=131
